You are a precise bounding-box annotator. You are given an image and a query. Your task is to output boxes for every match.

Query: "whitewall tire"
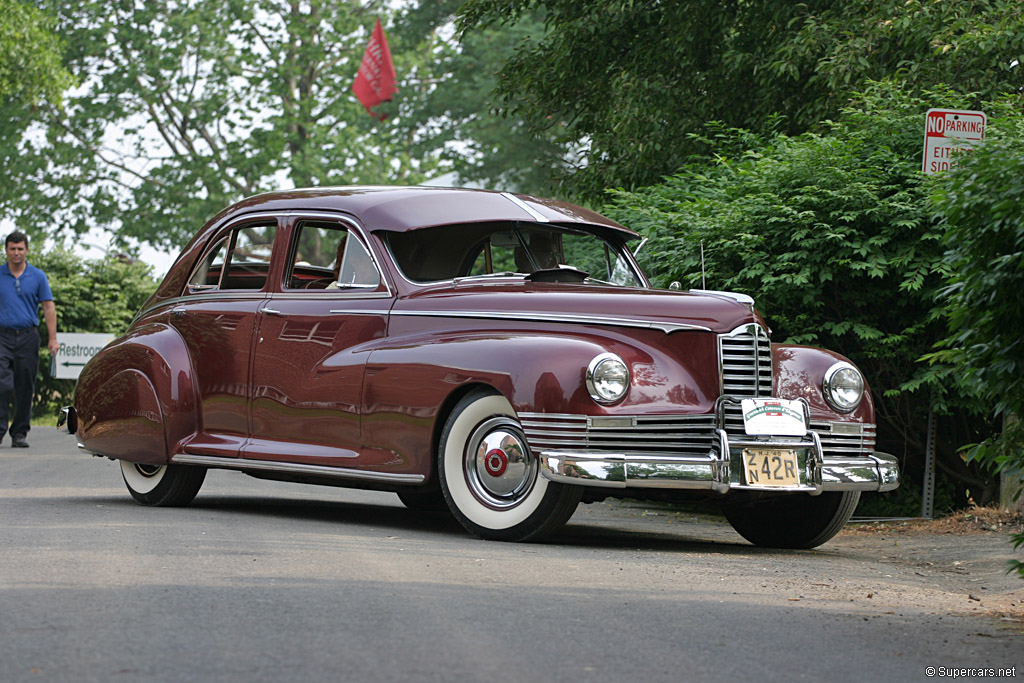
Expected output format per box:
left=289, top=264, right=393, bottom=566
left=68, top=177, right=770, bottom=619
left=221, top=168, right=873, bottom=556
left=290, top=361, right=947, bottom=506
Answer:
left=439, top=389, right=580, bottom=542
left=120, top=460, right=207, bottom=507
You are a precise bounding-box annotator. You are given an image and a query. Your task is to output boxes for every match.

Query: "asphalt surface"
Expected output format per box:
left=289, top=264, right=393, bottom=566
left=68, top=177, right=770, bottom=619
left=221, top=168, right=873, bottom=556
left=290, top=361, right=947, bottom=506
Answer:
left=1, top=427, right=1021, bottom=683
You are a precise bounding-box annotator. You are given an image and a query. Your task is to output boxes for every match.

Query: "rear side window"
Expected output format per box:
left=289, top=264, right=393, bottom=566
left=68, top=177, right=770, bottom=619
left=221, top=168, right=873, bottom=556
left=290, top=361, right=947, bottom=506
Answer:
left=187, top=222, right=277, bottom=292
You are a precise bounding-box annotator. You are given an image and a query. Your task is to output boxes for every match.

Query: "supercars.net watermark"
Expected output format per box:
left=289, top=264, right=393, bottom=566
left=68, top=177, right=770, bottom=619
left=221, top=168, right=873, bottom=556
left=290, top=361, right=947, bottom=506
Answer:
left=925, top=666, right=1017, bottom=679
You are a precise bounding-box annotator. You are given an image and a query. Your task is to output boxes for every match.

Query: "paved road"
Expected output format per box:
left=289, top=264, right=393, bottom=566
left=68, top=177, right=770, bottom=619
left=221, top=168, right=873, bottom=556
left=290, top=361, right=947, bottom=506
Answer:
left=1, top=428, right=1020, bottom=683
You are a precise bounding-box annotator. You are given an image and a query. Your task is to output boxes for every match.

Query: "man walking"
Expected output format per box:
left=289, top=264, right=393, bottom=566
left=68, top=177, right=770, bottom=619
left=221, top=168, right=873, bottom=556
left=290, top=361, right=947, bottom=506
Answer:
left=0, top=232, right=58, bottom=447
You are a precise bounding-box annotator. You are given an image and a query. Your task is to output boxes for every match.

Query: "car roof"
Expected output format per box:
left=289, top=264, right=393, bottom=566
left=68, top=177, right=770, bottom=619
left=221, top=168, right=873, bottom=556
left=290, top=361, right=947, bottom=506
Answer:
left=212, top=185, right=638, bottom=237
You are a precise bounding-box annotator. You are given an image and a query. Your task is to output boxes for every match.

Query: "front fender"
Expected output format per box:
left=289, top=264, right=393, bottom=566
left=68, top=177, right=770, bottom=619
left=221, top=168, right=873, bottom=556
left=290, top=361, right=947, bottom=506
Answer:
left=74, top=323, right=198, bottom=464
left=361, top=327, right=720, bottom=475
left=773, top=344, right=875, bottom=424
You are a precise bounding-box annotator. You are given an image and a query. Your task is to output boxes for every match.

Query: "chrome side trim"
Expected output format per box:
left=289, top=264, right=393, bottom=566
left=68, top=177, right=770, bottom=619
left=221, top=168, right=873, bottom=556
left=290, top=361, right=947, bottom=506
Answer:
left=171, top=453, right=425, bottom=484
left=501, top=192, right=549, bottom=222
left=388, top=309, right=711, bottom=333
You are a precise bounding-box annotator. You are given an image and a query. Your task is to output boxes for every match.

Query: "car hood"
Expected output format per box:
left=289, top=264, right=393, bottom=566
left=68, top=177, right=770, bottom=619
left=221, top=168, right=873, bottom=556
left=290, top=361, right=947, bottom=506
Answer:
left=393, top=282, right=762, bottom=335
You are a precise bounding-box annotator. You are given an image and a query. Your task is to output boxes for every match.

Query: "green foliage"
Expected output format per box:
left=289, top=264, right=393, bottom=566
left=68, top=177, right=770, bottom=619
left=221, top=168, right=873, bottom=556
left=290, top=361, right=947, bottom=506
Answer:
left=930, top=121, right=1024, bottom=438
left=396, top=5, right=569, bottom=195
left=929, top=109, right=1024, bottom=572
left=2, top=1, right=449, bottom=251
left=458, top=0, right=1024, bottom=201
left=0, top=0, right=72, bottom=105
left=31, top=248, right=158, bottom=417
left=603, top=83, right=1002, bottom=514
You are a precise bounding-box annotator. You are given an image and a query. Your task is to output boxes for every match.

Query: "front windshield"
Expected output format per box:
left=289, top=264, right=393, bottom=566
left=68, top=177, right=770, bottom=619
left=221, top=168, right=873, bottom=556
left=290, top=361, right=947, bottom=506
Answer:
left=382, top=222, right=645, bottom=287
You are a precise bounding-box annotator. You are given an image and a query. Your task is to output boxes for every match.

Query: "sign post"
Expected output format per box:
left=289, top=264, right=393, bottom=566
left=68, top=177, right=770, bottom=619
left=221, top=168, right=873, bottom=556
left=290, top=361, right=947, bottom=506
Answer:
left=51, top=333, right=114, bottom=380
left=922, top=108, right=986, bottom=175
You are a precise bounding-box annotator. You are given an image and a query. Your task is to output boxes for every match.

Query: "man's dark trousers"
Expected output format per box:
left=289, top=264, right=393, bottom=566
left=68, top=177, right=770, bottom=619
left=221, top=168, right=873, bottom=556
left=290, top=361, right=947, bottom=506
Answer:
left=0, top=326, right=39, bottom=441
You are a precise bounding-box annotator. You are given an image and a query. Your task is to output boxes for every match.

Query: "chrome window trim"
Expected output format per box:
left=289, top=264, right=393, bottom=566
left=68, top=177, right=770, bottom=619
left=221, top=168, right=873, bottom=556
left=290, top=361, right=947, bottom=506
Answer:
left=388, top=309, right=711, bottom=334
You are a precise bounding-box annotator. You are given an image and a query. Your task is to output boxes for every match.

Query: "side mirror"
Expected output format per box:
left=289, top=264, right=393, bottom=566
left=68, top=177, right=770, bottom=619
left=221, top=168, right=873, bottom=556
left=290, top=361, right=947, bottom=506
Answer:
left=668, top=281, right=682, bottom=291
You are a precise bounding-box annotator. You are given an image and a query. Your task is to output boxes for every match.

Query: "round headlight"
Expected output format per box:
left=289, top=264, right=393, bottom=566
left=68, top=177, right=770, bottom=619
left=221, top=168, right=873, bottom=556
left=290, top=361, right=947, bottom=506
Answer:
left=587, top=353, right=630, bottom=405
left=822, top=362, right=864, bottom=413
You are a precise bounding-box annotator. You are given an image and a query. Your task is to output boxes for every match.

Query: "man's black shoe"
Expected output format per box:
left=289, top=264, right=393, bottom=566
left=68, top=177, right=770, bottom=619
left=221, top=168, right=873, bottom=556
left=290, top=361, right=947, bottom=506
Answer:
left=11, top=437, right=29, bottom=448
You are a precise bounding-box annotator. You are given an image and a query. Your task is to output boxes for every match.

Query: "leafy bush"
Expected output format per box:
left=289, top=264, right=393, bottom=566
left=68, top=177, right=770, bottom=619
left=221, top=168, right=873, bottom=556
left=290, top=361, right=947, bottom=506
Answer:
left=930, top=116, right=1024, bottom=576
left=31, top=248, right=158, bottom=418
left=603, top=83, right=1000, bottom=515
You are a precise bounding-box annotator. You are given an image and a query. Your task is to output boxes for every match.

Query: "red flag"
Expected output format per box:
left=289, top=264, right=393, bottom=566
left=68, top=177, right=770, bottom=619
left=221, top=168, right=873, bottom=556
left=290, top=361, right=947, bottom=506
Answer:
left=351, top=19, right=397, bottom=120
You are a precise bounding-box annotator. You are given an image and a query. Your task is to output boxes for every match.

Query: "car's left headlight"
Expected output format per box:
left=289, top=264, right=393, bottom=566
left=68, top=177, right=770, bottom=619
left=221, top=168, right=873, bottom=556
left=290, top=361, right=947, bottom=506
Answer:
left=587, top=353, right=630, bottom=405
left=822, top=362, right=864, bottom=413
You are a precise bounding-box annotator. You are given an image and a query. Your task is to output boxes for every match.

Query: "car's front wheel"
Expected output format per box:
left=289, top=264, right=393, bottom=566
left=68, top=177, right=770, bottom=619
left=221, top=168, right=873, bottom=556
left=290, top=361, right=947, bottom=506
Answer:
left=120, top=460, right=207, bottom=507
left=724, top=490, right=860, bottom=549
left=438, top=389, right=581, bottom=542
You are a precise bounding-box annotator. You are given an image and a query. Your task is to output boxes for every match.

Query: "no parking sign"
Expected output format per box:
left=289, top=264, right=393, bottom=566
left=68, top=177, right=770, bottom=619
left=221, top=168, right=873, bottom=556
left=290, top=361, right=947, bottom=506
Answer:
left=922, top=108, right=986, bottom=175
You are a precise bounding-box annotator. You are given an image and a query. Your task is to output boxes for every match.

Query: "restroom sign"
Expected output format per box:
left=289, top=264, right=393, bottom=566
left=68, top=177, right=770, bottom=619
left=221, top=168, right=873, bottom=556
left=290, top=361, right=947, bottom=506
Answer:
left=52, top=333, right=114, bottom=380
left=922, top=108, right=986, bottom=175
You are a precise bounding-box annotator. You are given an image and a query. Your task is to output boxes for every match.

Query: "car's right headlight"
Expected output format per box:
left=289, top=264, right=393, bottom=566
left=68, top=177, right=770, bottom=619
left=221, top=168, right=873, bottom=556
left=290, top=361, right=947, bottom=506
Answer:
left=587, top=353, right=630, bottom=405
left=822, top=362, right=864, bottom=413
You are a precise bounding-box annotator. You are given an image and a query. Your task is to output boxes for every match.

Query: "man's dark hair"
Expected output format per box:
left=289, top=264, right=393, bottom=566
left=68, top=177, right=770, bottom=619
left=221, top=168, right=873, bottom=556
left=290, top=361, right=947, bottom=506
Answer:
left=5, top=231, right=29, bottom=248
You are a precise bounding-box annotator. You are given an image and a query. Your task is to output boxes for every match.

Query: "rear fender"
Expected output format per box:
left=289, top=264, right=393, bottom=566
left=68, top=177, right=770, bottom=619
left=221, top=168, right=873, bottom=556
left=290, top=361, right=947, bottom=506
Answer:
left=74, top=323, right=198, bottom=464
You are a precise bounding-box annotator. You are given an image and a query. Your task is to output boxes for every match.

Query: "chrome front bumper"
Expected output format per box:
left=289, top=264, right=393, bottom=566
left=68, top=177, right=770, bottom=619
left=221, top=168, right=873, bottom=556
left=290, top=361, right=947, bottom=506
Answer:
left=539, top=427, right=900, bottom=495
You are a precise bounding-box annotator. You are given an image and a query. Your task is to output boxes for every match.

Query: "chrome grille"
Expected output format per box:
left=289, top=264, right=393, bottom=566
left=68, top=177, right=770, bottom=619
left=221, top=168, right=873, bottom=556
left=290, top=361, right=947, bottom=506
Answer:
left=520, top=413, right=717, bottom=459
left=719, top=323, right=773, bottom=435
left=810, top=420, right=876, bottom=458
left=719, top=323, right=773, bottom=398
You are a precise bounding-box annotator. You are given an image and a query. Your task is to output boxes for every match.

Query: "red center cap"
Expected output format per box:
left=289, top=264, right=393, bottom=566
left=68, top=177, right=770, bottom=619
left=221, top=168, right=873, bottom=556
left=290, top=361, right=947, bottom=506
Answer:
left=484, top=448, right=508, bottom=477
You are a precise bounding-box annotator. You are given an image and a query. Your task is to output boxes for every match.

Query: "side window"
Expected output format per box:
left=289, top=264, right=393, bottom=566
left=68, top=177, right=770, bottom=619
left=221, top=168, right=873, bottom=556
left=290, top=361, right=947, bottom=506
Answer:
left=187, top=222, right=277, bottom=293
left=188, top=236, right=229, bottom=291
left=224, top=223, right=276, bottom=290
left=286, top=222, right=380, bottom=291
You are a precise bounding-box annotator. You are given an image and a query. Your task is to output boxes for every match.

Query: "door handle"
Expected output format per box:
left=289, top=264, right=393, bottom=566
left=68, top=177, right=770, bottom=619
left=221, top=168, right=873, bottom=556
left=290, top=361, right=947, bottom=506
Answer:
left=262, top=308, right=284, bottom=316
left=170, top=307, right=188, bottom=318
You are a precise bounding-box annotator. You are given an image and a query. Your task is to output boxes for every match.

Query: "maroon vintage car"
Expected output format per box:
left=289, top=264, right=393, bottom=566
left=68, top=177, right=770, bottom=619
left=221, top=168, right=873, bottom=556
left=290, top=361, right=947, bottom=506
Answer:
left=63, top=186, right=899, bottom=547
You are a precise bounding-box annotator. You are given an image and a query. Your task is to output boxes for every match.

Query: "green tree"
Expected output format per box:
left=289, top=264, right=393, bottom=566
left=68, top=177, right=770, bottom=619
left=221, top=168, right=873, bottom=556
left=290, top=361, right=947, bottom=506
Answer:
left=2, top=1, right=447, bottom=252
left=604, top=83, right=1006, bottom=514
left=0, top=0, right=71, bottom=105
left=397, top=2, right=570, bottom=194
left=930, top=115, right=1024, bottom=574
left=457, top=0, right=1024, bottom=200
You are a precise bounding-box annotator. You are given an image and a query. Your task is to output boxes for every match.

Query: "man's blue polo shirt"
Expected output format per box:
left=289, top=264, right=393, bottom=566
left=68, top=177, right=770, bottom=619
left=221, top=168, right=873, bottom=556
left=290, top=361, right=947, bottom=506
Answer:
left=0, top=262, right=53, bottom=330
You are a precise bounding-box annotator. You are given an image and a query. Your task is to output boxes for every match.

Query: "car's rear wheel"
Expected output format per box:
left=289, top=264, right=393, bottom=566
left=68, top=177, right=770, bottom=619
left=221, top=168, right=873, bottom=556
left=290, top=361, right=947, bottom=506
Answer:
left=438, top=389, right=581, bottom=542
left=724, top=490, right=860, bottom=549
left=120, top=460, right=207, bottom=507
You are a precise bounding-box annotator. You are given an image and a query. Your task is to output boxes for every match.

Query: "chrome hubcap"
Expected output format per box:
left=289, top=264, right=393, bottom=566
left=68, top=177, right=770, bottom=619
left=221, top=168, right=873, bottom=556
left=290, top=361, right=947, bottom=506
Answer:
left=134, top=464, right=162, bottom=478
left=465, top=417, right=536, bottom=509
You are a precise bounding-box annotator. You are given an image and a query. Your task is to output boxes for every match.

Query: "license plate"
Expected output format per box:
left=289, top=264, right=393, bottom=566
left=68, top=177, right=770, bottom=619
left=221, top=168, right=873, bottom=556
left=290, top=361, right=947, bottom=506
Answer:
left=742, top=448, right=801, bottom=487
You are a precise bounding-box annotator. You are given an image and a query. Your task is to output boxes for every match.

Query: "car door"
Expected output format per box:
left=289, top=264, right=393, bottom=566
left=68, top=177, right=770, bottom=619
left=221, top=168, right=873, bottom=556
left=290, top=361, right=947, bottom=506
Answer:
left=171, top=218, right=278, bottom=458
left=245, top=217, right=392, bottom=466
